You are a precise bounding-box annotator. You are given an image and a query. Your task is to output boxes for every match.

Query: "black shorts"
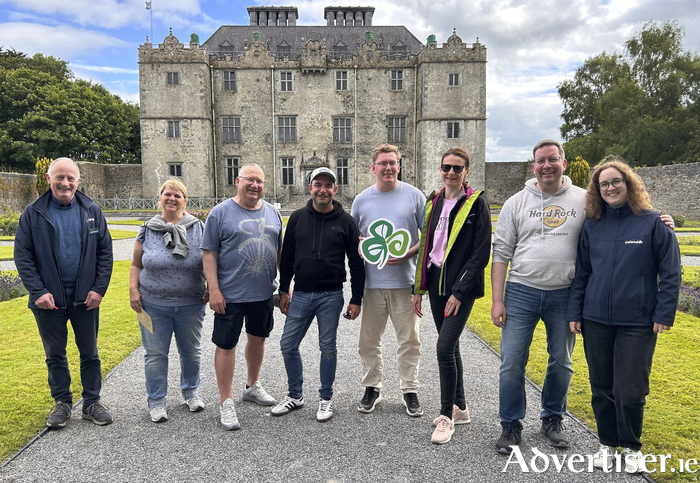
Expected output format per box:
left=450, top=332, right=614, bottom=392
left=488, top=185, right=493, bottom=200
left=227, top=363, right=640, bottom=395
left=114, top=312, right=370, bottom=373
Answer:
left=211, top=297, right=275, bottom=350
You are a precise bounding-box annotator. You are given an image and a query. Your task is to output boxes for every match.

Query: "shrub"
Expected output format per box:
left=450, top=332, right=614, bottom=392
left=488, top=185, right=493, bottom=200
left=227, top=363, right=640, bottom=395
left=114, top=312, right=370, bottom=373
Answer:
left=568, top=156, right=590, bottom=188
left=672, top=214, right=686, bottom=228
left=35, top=157, right=52, bottom=195
left=0, top=212, right=21, bottom=237
left=678, top=285, right=700, bottom=318
left=187, top=209, right=209, bottom=222
left=0, top=271, right=28, bottom=302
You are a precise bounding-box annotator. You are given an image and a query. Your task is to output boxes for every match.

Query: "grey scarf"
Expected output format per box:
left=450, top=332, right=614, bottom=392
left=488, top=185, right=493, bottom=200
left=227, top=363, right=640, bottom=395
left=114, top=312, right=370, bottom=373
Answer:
left=144, top=213, right=200, bottom=258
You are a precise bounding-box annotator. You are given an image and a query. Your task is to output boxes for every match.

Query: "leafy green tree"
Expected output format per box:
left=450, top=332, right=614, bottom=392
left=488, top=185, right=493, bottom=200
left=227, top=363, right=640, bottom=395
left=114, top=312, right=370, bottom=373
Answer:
left=35, top=157, right=52, bottom=195
left=567, top=156, right=590, bottom=188
left=558, top=21, right=700, bottom=167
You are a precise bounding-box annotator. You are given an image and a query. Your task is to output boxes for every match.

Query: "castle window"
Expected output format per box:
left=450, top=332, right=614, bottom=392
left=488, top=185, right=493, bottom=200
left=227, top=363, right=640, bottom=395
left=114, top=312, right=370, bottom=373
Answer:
left=336, top=71, right=348, bottom=91
left=223, top=71, right=236, bottom=91
left=387, top=116, right=406, bottom=143
left=277, top=44, right=292, bottom=59
left=391, top=70, right=403, bottom=91
left=222, top=117, right=241, bottom=143
left=281, top=158, right=295, bottom=185
left=218, top=44, right=234, bottom=60
left=167, top=72, right=179, bottom=85
left=336, top=158, right=349, bottom=185
left=167, top=121, right=180, bottom=138
left=447, top=122, right=460, bottom=139
left=278, top=116, right=297, bottom=142
left=226, top=157, right=239, bottom=185
left=280, top=71, right=293, bottom=92
left=333, top=117, right=352, bottom=143
left=168, top=163, right=182, bottom=177
left=448, top=73, right=460, bottom=86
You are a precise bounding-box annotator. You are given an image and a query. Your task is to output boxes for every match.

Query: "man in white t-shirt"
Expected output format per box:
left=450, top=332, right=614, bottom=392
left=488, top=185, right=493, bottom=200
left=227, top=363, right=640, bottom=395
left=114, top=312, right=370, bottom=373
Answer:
left=351, top=144, right=426, bottom=417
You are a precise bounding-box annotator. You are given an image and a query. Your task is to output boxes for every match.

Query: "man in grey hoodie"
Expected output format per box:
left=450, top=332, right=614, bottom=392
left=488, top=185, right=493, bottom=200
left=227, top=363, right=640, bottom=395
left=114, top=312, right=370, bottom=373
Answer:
left=491, top=139, right=584, bottom=453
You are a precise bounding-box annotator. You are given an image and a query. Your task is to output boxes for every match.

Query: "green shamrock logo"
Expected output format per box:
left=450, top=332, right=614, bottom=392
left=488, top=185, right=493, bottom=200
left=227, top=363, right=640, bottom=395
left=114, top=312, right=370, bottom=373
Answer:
left=360, top=218, right=410, bottom=270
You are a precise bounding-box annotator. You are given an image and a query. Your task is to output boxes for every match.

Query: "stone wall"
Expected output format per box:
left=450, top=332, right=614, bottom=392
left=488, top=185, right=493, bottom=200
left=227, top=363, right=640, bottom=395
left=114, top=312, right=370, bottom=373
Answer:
left=0, top=163, right=142, bottom=213
left=637, top=164, right=700, bottom=219
left=485, top=161, right=700, bottom=219
left=0, top=173, right=37, bottom=213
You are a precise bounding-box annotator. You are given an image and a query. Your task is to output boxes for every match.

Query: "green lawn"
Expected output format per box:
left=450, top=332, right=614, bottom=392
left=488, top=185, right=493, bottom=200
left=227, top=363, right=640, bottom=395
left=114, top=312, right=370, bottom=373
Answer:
left=0, top=236, right=14, bottom=241
left=680, top=245, right=700, bottom=256
left=107, top=219, right=145, bottom=226
left=0, top=261, right=141, bottom=461
left=467, top=264, right=700, bottom=482
left=0, top=246, right=12, bottom=261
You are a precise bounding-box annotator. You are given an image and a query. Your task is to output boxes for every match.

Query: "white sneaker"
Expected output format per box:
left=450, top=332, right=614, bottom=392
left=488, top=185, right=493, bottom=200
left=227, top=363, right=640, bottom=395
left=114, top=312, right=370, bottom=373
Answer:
left=150, top=406, right=168, bottom=423
left=242, top=381, right=276, bottom=406
left=621, top=447, right=645, bottom=473
left=219, top=398, right=240, bottom=430
left=271, top=395, right=304, bottom=416
left=592, top=444, right=617, bottom=470
left=316, top=398, right=334, bottom=422
left=184, top=396, right=205, bottom=412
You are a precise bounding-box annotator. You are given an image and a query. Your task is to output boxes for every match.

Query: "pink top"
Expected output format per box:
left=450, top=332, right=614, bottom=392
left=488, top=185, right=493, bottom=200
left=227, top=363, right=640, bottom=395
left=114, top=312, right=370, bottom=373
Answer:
left=428, top=198, right=458, bottom=268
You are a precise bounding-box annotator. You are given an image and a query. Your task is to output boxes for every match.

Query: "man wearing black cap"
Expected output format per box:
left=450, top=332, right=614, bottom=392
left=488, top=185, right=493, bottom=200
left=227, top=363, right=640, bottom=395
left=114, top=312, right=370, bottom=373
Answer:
left=272, top=167, right=365, bottom=422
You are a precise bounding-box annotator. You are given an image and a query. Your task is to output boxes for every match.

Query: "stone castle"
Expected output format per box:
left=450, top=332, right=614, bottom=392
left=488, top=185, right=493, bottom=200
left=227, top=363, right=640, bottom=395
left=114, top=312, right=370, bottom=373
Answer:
left=137, top=5, right=487, bottom=199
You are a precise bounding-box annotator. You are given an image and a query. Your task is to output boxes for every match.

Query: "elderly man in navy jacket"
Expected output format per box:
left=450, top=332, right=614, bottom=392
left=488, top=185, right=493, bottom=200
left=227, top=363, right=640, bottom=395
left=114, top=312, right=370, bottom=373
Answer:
left=14, top=158, right=113, bottom=429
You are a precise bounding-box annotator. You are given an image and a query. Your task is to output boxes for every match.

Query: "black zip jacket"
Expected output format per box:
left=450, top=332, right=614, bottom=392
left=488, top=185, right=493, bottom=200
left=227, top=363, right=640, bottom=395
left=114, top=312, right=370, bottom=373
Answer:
left=567, top=204, right=681, bottom=326
left=415, top=187, right=492, bottom=301
left=279, top=199, right=365, bottom=305
left=14, top=190, right=113, bottom=309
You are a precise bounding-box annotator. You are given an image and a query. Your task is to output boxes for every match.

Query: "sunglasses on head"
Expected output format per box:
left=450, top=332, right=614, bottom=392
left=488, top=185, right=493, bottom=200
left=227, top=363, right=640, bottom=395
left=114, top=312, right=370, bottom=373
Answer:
left=440, top=164, right=466, bottom=174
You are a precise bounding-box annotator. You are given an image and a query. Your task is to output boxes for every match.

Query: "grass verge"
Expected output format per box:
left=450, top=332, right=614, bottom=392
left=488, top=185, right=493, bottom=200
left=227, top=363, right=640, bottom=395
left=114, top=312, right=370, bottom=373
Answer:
left=467, top=264, right=700, bottom=482
left=0, top=246, right=12, bottom=261
left=107, top=220, right=145, bottom=226
left=680, top=245, right=700, bottom=256
left=0, top=261, right=141, bottom=462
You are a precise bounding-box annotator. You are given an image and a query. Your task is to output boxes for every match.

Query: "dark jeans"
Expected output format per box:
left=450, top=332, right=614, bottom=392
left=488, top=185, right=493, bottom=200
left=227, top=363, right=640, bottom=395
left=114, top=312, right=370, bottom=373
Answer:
left=32, top=289, right=102, bottom=407
left=582, top=320, right=657, bottom=450
left=427, top=267, right=475, bottom=418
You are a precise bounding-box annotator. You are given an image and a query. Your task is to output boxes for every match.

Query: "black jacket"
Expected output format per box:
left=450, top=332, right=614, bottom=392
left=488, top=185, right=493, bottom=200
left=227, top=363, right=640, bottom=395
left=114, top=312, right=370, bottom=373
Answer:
left=567, top=204, right=681, bottom=326
left=280, top=199, right=365, bottom=305
left=14, top=190, right=113, bottom=309
left=415, top=187, right=492, bottom=301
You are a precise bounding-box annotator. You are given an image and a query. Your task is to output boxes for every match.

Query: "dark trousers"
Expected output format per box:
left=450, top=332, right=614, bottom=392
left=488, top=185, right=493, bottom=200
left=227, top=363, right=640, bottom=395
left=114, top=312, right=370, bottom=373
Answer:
left=582, top=320, right=657, bottom=450
left=32, top=290, right=103, bottom=407
left=427, top=267, right=475, bottom=418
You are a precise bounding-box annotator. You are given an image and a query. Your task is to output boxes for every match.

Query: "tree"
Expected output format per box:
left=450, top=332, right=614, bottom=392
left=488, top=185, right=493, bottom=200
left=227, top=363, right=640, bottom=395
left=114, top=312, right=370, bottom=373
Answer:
left=558, top=21, right=700, bottom=167
left=567, top=156, right=590, bottom=188
left=35, top=157, right=52, bottom=195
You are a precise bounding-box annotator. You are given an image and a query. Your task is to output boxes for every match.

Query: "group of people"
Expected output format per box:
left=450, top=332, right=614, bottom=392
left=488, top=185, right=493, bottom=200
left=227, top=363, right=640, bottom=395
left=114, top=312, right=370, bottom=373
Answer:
left=15, top=139, right=681, bottom=466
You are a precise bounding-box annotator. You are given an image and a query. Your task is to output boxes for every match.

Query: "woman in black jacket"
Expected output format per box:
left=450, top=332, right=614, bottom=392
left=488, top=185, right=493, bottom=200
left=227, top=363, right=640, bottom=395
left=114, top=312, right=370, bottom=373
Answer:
left=412, top=148, right=491, bottom=444
left=567, top=157, right=681, bottom=472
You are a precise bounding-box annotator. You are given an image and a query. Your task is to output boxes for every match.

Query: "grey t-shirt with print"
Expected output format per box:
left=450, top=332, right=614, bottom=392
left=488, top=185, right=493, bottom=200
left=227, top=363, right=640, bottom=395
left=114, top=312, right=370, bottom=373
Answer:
left=136, top=221, right=206, bottom=306
left=201, top=198, right=283, bottom=303
left=351, top=181, right=426, bottom=289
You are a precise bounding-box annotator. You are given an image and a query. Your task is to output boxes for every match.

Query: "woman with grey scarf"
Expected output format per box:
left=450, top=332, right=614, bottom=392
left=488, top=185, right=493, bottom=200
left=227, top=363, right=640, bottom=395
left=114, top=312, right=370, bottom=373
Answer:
left=129, top=179, right=209, bottom=423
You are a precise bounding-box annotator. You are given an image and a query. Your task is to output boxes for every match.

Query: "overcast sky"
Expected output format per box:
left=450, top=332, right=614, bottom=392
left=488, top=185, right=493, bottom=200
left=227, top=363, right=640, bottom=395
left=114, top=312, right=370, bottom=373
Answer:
left=0, top=0, right=698, bottom=162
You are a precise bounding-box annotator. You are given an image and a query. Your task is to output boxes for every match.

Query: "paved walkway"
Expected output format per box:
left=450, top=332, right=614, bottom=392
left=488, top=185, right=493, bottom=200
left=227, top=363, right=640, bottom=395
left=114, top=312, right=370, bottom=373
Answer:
left=1, top=288, right=645, bottom=482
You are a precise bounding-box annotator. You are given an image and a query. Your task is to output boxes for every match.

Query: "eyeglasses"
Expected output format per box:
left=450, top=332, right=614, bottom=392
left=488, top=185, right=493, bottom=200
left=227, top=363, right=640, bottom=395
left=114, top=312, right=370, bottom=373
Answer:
left=534, top=156, right=562, bottom=166
left=597, top=178, right=626, bottom=190
left=238, top=176, right=264, bottom=185
left=375, top=161, right=399, bottom=168
left=440, top=164, right=466, bottom=174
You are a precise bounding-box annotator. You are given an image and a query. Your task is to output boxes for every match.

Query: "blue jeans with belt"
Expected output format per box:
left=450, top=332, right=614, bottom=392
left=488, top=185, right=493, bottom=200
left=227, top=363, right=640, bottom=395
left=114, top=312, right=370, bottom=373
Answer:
left=498, top=282, right=575, bottom=424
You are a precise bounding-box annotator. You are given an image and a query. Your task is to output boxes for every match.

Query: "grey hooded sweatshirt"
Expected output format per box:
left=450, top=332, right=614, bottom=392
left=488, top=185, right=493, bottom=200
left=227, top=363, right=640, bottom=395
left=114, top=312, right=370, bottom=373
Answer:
left=492, top=176, right=586, bottom=290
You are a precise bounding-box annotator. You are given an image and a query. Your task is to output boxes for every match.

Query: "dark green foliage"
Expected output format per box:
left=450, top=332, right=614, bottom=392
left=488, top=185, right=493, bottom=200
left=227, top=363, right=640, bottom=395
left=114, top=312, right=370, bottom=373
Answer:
left=672, top=214, right=686, bottom=228
left=558, top=21, right=700, bottom=167
left=0, top=49, right=140, bottom=171
left=0, top=212, right=20, bottom=236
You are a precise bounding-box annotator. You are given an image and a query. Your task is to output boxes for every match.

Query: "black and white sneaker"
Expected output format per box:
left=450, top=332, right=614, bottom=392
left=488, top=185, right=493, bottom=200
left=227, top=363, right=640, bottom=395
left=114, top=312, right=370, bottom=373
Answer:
left=358, top=387, right=382, bottom=413
left=271, top=395, right=304, bottom=416
left=46, top=402, right=72, bottom=428
left=402, top=393, right=424, bottom=417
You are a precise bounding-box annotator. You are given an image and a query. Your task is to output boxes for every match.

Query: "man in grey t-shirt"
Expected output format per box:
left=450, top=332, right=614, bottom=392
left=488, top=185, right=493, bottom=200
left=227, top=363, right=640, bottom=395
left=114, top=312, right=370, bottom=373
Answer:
left=201, top=164, right=283, bottom=431
left=351, top=144, right=426, bottom=417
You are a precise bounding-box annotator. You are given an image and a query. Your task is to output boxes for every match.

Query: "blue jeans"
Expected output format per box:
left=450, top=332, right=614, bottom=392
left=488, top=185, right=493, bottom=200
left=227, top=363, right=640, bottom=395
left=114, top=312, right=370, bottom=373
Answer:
left=279, top=291, right=344, bottom=400
left=140, top=301, right=205, bottom=408
left=499, top=282, right=575, bottom=423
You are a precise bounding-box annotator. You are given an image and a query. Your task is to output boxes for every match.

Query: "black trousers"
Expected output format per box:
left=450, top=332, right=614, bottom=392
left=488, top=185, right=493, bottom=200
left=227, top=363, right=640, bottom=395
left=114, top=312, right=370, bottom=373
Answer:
left=427, top=267, right=475, bottom=418
left=32, top=289, right=103, bottom=407
left=582, top=321, right=657, bottom=450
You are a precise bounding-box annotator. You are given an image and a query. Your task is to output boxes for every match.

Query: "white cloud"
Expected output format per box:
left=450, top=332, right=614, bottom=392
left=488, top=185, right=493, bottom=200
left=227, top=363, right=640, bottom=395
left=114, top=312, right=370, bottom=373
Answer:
left=72, top=64, right=139, bottom=74
left=0, top=22, right=129, bottom=58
